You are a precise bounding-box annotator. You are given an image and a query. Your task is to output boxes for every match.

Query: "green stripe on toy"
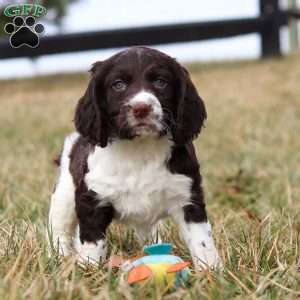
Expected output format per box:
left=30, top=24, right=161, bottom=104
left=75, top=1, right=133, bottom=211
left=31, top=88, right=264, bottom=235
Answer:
left=143, top=243, right=173, bottom=255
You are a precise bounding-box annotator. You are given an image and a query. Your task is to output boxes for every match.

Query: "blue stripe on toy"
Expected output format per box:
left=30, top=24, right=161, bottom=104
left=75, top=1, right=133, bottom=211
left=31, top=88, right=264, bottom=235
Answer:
left=132, top=254, right=183, bottom=267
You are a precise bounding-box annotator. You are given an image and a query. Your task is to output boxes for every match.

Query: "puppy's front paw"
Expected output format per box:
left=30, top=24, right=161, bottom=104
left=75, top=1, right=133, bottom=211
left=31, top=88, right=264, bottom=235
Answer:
left=180, top=221, right=223, bottom=271
left=47, top=234, right=74, bottom=257
left=76, top=240, right=107, bottom=265
left=191, top=244, right=222, bottom=271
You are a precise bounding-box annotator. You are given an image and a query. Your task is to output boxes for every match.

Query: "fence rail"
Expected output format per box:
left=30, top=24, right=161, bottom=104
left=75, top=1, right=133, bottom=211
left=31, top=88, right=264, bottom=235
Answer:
left=0, top=0, right=299, bottom=60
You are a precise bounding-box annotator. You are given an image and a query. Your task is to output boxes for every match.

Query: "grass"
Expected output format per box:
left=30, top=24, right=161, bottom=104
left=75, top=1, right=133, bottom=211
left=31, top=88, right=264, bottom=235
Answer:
left=0, top=53, right=300, bottom=299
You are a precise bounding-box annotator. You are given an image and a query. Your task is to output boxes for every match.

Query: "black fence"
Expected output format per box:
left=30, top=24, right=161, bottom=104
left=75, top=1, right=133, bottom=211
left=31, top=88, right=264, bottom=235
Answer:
left=0, top=0, right=299, bottom=60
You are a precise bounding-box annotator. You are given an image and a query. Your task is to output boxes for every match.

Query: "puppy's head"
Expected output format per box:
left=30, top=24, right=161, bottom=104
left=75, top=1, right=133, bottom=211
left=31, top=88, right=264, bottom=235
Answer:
left=75, top=46, right=207, bottom=147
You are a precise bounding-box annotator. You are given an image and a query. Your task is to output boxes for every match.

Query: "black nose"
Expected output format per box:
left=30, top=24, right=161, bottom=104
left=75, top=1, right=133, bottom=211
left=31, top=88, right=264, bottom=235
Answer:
left=132, top=103, right=152, bottom=119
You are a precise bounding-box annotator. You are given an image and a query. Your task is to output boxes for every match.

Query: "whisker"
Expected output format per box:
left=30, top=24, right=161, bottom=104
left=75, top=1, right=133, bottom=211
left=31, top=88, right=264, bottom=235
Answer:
left=161, top=120, right=172, bottom=133
left=117, top=120, right=130, bottom=136
left=162, top=113, right=176, bottom=129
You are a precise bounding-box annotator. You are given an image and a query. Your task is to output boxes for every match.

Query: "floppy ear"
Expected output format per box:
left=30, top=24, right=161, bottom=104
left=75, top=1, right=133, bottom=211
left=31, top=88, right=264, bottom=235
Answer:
left=74, top=63, right=109, bottom=147
left=173, top=68, right=207, bottom=145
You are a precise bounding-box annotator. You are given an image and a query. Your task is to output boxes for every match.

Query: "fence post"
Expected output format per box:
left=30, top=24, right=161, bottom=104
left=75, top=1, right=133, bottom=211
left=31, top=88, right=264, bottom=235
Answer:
left=288, top=0, right=299, bottom=52
left=259, top=0, right=281, bottom=57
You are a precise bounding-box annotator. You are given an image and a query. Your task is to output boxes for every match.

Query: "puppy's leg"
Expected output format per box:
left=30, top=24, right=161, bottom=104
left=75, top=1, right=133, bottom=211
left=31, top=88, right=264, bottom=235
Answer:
left=48, top=135, right=78, bottom=256
left=49, top=188, right=77, bottom=256
left=172, top=205, right=221, bottom=270
left=135, top=222, right=163, bottom=245
left=75, top=189, right=114, bottom=264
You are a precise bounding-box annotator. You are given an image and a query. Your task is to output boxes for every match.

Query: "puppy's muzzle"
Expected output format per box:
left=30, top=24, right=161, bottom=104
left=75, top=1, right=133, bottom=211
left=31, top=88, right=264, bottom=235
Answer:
left=132, top=103, right=152, bottom=119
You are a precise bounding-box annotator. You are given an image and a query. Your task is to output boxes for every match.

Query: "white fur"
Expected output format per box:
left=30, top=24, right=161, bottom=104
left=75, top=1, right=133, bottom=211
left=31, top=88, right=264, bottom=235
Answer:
left=48, top=132, right=79, bottom=256
left=49, top=130, right=221, bottom=269
left=85, top=136, right=192, bottom=230
left=77, top=240, right=107, bottom=264
left=135, top=221, right=163, bottom=245
left=127, top=90, right=164, bottom=135
left=172, top=208, right=221, bottom=270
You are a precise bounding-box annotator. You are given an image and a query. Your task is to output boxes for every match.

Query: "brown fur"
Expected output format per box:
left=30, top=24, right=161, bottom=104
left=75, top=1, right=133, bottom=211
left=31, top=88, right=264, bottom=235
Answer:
left=69, top=46, right=208, bottom=243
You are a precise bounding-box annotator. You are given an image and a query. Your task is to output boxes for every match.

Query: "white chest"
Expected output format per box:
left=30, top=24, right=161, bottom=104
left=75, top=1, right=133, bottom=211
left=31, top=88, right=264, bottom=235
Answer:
left=84, top=137, right=192, bottom=225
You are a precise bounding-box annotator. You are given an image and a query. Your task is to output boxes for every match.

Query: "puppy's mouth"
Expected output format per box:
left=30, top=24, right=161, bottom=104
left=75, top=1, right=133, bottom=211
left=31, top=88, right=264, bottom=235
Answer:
left=113, top=97, right=168, bottom=139
left=131, top=120, right=162, bottom=137
left=135, top=122, right=156, bottom=128
left=127, top=106, right=164, bottom=137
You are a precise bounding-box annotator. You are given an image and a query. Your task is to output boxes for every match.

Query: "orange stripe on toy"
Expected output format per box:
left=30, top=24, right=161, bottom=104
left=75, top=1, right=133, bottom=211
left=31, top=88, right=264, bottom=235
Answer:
left=127, top=265, right=153, bottom=284
left=106, top=254, right=146, bottom=268
left=167, top=261, right=191, bottom=273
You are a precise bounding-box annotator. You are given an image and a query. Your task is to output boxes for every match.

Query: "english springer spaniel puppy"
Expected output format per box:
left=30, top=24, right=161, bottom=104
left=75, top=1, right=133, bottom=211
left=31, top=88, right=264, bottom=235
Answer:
left=48, top=46, right=221, bottom=270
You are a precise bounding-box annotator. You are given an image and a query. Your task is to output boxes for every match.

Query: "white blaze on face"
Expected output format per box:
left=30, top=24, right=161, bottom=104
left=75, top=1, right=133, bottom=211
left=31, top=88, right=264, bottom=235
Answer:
left=127, top=90, right=164, bottom=135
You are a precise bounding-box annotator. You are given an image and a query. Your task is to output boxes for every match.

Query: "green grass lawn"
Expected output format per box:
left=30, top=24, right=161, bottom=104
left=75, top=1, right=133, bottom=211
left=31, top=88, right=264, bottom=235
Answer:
left=0, top=53, right=299, bottom=299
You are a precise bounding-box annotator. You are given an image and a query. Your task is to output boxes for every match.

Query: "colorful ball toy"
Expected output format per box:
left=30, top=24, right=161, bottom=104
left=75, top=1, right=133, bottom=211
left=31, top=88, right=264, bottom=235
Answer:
left=122, top=243, right=190, bottom=288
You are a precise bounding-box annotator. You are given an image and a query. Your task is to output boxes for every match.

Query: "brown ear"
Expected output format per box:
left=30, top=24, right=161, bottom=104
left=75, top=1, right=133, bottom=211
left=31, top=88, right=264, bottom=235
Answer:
left=74, top=63, right=109, bottom=147
left=173, top=68, right=207, bottom=145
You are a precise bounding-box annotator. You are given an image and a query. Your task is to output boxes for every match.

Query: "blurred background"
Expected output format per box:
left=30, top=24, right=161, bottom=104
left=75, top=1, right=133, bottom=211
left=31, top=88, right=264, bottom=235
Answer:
left=0, top=0, right=299, bottom=78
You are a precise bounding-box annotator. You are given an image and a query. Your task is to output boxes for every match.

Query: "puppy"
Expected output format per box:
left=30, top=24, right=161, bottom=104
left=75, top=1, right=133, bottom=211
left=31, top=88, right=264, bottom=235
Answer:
left=48, top=46, right=221, bottom=270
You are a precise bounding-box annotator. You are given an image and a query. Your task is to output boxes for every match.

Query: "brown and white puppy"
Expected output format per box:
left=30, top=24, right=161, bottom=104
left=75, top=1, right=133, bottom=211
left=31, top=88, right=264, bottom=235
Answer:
left=48, top=46, right=221, bottom=269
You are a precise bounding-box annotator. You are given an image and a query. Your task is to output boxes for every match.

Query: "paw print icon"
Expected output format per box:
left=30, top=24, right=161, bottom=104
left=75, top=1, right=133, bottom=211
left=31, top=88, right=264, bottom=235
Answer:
left=4, top=16, right=44, bottom=48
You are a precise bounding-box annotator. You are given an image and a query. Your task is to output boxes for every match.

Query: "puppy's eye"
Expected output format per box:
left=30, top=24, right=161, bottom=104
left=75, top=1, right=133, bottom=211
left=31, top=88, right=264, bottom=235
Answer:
left=112, top=80, right=127, bottom=92
left=153, top=78, right=168, bottom=89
